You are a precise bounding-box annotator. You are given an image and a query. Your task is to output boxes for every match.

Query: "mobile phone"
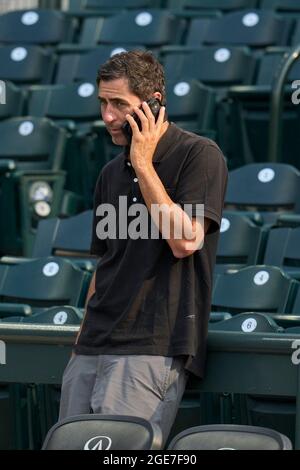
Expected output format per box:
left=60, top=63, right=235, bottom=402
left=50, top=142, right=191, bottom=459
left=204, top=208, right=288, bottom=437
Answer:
left=122, top=97, right=163, bottom=145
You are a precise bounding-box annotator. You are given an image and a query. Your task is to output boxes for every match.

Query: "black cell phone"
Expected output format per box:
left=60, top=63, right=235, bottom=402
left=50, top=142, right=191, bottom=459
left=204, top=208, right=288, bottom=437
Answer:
left=122, top=97, right=162, bottom=145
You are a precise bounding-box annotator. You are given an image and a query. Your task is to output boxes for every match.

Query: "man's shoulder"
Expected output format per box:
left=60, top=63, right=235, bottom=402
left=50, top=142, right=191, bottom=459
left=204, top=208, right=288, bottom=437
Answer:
left=172, top=123, right=222, bottom=154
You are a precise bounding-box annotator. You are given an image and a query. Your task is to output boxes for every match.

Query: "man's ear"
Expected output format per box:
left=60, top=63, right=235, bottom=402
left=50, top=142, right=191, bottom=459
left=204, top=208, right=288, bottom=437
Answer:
left=153, top=91, right=162, bottom=102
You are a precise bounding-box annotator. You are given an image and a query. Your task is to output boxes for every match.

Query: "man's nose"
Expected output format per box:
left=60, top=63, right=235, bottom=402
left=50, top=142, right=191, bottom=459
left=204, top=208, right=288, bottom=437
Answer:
left=102, top=105, right=116, bottom=124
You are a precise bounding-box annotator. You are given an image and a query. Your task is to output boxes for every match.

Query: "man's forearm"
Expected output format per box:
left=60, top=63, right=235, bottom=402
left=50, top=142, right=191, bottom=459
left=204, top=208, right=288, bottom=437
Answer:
left=74, top=270, right=96, bottom=346
left=135, top=164, right=201, bottom=257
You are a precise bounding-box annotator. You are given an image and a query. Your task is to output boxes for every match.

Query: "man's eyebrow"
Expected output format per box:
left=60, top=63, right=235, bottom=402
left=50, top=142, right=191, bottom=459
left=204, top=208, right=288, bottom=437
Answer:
left=97, top=97, right=130, bottom=104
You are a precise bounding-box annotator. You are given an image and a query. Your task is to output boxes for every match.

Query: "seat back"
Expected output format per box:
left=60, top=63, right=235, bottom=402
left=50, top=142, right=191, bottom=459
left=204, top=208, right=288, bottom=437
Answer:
left=33, top=211, right=93, bottom=259
left=212, top=265, right=297, bottom=314
left=0, top=45, right=55, bottom=85
left=167, top=424, right=292, bottom=449
left=0, top=257, right=90, bottom=309
left=0, top=116, right=67, bottom=171
left=54, top=45, right=145, bottom=84
left=163, top=47, right=256, bottom=86
left=187, top=9, right=292, bottom=48
left=263, top=227, right=300, bottom=279
left=0, top=9, right=76, bottom=45
left=42, top=415, right=162, bottom=450
left=28, top=83, right=99, bottom=123
left=80, top=10, right=184, bottom=46
left=215, top=211, right=264, bottom=274
left=209, top=312, right=283, bottom=332
left=225, top=163, right=300, bottom=215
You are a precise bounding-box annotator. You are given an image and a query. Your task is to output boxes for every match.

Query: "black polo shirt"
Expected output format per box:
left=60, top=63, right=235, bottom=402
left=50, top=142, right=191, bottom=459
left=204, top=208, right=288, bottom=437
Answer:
left=75, top=122, right=228, bottom=378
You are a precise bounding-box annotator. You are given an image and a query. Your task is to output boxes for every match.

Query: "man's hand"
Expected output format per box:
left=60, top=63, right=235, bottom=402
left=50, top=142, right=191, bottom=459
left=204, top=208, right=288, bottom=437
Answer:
left=125, top=101, right=166, bottom=172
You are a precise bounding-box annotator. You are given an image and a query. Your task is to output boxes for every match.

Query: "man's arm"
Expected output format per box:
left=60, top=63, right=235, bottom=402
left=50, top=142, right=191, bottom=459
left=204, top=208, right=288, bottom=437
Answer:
left=126, top=103, right=205, bottom=259
left=73, top=270, right=96, bottom=349
left=136, top=164, right=208, bottom=258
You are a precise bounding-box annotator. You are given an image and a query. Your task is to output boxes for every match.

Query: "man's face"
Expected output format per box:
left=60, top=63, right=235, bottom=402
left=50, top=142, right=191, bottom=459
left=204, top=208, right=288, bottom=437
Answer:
left=98, top=78, right=142, bottom=146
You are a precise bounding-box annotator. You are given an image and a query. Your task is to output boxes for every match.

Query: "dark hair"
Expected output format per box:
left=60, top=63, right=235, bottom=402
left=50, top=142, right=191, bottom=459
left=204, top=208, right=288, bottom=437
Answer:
left=96, top=50, right=166, bottom=105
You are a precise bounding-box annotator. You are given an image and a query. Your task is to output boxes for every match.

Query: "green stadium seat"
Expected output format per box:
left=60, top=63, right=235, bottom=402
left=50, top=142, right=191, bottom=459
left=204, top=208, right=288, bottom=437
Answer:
left=0, top=257, right=91, bottom=316
left=225, top=163, right=300, bottom=224
left=166, top=79, right=217, bottom=134
left=214, top=211, right=265, bottom=274
left=54, top=45, right=145, bottom=84
left=212, top=265, right=298, bottom=315
left=224, top=48, right=300, bottom=169
left=27, top=83, right=108, bottom=204
left=0, top=306, right=83, bottom=325
left=79, top=10, right=185, bottom=47
left=263, top=227, right=300, bottom=279
left=162, top=46, right=257, bottom=87
left=0, top=9, right=77, bottom=46
left=32, top=210, right=95, bottom=270
left=167, top=424, right=292, bottom=449
left=0, top=45, right=56, bottom=85
left=209, top=311, right=283, bottom=332
left=185, top=10, right=292, bottom=48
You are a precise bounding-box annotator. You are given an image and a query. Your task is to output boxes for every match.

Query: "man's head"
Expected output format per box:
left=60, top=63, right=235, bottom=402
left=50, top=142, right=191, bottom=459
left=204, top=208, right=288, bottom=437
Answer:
left=97, top=50, right=166, bottom=145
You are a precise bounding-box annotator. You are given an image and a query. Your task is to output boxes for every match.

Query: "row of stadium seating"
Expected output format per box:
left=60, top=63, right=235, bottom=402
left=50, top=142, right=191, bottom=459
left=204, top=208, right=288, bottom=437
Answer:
left=1, top=7, right=300, bottom=48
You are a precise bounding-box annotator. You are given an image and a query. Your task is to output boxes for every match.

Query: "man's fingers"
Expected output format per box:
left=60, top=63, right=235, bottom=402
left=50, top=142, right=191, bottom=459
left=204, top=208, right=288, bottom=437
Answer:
left=133, top=106, right=149, bottom=133
left=157, top=105, right=165, bottom=128
left=125, top=114, right=139, bottom=135
left=142, top=101, right=156, bottom=130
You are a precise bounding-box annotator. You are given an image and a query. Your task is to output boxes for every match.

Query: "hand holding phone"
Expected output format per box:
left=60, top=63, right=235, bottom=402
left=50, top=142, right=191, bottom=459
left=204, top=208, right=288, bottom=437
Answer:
left=122, top=98, right=162, bottom=145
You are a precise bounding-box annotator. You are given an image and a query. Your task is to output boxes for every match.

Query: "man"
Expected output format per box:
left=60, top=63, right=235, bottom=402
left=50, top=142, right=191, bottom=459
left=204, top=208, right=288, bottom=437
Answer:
left=59, top=50, right=228, bottom=446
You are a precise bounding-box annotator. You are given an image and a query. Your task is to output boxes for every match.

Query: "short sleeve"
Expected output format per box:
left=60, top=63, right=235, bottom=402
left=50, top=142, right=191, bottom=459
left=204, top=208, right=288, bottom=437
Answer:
left=90, top=171, right=107, bottom=256
left=175, top=143, right=228, bottom=234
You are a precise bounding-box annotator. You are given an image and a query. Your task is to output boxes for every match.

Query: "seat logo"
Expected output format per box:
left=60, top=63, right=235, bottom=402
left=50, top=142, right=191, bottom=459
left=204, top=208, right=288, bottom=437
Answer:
left=84, top=436, right=112, bottom=450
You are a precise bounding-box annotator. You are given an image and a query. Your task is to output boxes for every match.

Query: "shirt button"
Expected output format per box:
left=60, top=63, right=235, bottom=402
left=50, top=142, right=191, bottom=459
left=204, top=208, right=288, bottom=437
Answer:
left=133, top=178, right=138, bottom=182
left=127, top=161, right=131, bottom=167
left=132, top=197, right=137, bottom=202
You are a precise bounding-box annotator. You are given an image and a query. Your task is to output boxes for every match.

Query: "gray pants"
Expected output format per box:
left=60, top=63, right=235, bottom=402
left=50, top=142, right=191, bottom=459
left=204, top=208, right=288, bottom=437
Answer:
left=59, top=354, right=188, bottom=447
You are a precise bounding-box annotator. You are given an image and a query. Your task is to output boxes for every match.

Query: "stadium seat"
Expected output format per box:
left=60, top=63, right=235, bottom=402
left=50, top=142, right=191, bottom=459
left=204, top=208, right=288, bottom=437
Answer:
left=167, top=424, right=292, bottom=449
left=212, top=265, right=298, bottom=315
left=162, top=46, right=256, bottom=87
left=32, top=210, right=95, bottom=269
left=0, top=257, right=91, bottom=316
left=0, top=116, right=72, bottom=255
left=263, top=226, right=300, bottom=279
left=54, top=45, right=145, bottom=84
left=214, top=211, right=265, bottom=274
left=0, top=9, right=76, bottom=46
left=79, top=10, right=185, bottom=47
left=224, top=48, right=300, bottom=169
left=224, top=163, right=300, bottom=224
left=42, top=415, right=162, bottom=450
left=0, top=116, right=67, bottom=171
left=185, top=9, right=292, bottom=48
left=208, top=311, right=283, bottom=332
left=0, top=170, right=69, bottom=256
left=27, top=82, right=108, bottom=204
left=0, top=45, right=55, bottom=85
left=0, top=306, right=83, bottom=325
left=28, top=83, right=99, bottom=127
left=165, top=79, right=217, bottom=134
